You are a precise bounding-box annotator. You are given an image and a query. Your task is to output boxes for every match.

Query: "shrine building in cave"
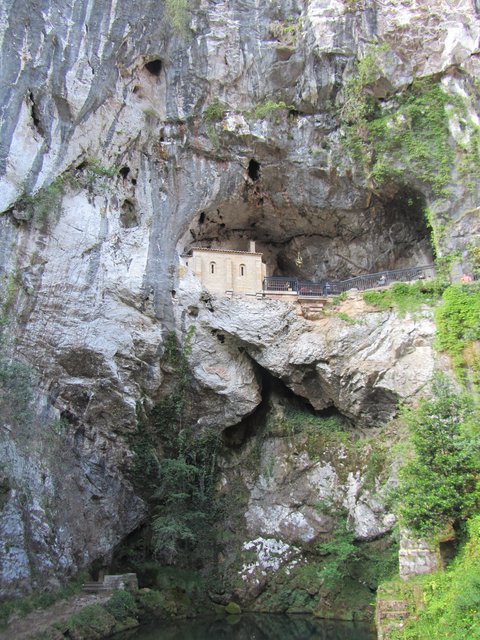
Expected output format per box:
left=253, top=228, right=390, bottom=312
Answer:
left=184, top=241, right=267, bottom=296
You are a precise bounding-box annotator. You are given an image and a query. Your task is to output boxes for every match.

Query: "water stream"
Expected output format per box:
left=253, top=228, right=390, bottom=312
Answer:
left=115, top=614, right=376, bottom=639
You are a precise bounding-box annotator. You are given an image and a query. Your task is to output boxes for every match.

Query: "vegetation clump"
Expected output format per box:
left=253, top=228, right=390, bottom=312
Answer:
left=341, top=49, right=480, bottom=197
left=14, top=159, right=118, bottom=229
left=165, top=0, right=190, bottom=37
left=17, top=175, right=67, bottom=227
left=394, top=375, right=480, bottom=538
left=269, top=17, right=302, bottom=47
left=104, top=589, right=138, bottom=622
left=385, top=515, right=480, bottom=640
left=249, top=99, right=293, bottom=121
left=204, top=100, right=226, bottom=123
left=435, top=282, right=480, bottom=385
left=367, top=82, right=454, bottom=195
left=128, top=327, right=222, bottom=571
left=362, top=279, right=444, bottom=316
left=203, top=100, right=227, bottom=150
left=316, top=514, right=360, bottom=589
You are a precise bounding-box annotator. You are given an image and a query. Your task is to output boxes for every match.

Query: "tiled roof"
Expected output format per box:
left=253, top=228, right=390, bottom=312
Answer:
left=188, top=247, right=263, bottom=256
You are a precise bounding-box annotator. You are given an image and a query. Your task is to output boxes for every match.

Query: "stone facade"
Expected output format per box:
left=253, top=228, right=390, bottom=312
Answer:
left=185, top=244, right=267, bottom=296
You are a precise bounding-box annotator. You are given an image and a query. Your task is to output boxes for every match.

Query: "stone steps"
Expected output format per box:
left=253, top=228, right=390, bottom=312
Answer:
left=376, top=597, right=411, bottom=639
left=380, top=610, right=409, bottom=619
left=82, top=583, right=113, bottom=593
left=82, top=573, right=138, bottom=594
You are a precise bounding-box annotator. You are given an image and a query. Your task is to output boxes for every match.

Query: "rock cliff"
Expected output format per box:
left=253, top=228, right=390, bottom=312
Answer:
left=0, top=0, right=479, bottom=600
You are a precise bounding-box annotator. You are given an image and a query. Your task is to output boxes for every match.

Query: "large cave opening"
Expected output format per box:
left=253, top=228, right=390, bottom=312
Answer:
left=179, top=181, right=433, bottom=282
left=222, top=365, right=352, bottom=451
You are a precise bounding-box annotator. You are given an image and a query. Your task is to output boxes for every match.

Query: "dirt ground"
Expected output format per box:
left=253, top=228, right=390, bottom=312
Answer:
left=0, top=592, right=111, bottom=640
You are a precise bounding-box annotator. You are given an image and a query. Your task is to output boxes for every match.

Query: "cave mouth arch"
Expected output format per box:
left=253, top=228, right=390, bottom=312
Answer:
left=178, top=181, right=433, bottom=283
left=222, top=365, right=352, bottom=450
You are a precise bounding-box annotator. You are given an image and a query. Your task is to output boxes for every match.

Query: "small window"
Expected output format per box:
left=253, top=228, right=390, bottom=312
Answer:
left=210, top=262, right=216, bottom=274
left=240, top=264, right=246, bottom=276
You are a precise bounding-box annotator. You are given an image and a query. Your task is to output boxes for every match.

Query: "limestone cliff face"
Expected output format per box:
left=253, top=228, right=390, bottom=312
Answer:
left=0, top=0, right=479, bottom=596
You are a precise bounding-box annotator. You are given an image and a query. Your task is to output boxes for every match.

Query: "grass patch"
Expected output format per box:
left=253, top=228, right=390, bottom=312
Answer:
left=336, top=311, right=358, bottom=324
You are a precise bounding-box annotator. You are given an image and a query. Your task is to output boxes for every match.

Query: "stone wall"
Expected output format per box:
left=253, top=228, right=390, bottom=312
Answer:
left=399, top=531, right=442, bottom=580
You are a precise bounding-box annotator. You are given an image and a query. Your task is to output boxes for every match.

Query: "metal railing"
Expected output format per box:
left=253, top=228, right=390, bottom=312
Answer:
left=263, top=276, right=299, bottom=293
left=263, top=265, right=436, bottom=297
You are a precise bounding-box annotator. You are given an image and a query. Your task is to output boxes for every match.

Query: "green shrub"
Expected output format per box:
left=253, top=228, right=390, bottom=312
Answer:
left=136, top=588, right=167, bottom=615
left=394, top=375, right=480, bottom=537
left=60, top=604, right=116, bottom=639
left=435, top=283, right=480, bottom=383
left=130, top=327, right=221, bottom=567
left=363, top=289, right=391, bottom=311
left=104, top=589, right=138, bottom=622
left=317, top=515, right=359, bottom=588
left=18, top=176, right=66, bottom=227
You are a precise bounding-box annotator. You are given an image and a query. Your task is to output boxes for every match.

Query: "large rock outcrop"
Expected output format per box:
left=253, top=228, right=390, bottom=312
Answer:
left=176, top=272, right=436, bottom=429
left=0, top=0, right=478, bottom=596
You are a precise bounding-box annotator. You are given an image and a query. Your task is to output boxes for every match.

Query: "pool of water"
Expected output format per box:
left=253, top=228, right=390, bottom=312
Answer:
left=115, top=614, right=376, bottom=640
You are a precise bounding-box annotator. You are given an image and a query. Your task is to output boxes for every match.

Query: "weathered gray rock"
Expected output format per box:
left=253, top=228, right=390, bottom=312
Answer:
left=0, top=400, right=146, bottom=598
left=177, top=282, right=436, bottom=427
left=244, top=436, right=395, bottom=544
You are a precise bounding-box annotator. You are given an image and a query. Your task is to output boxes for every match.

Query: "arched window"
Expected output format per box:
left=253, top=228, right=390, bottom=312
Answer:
left=240, top=264, right=246, bottom=276
left=210, top=262, right=216, bottom=274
